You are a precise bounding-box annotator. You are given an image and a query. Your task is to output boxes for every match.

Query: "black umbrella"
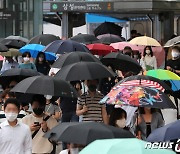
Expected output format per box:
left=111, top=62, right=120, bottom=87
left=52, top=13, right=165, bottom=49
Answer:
left=101, top=52, right=142, bottom=74
left=0, top=43, right=9, bottom=52
left=6, top=36, right=29, bottom=43
left=28, top=34, right=60, bottom=46
left=0, top=39, right=26, bottom=49
left=52, top=51, right=101, bottom=68
left=70, top=34, right=99, bottom=44
left=98, top=34, right=123, bottom=45
left=119, top=75, right=172, bottom=91
left=11, top=76, right=78, bottom=98
left=44, top=122, right=134, bottom=145
left=94, top=22, right=122, bottom=37
left=43, top=40, right=90, bottom=54
left=0, top=68, right=41, bottom=90
left=54, top=62, right=116, bottom=81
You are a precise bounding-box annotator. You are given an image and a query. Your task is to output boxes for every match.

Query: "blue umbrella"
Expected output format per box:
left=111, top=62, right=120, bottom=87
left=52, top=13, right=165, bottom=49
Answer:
left=20, top=44, right=56, bottom=61
left=147, top=120, right=180, bottom=142
left=170, top=80, right=180, bottom=91
left=43, top=40, right=90, bottom=54
left=20, top=44, right=45, bottom=57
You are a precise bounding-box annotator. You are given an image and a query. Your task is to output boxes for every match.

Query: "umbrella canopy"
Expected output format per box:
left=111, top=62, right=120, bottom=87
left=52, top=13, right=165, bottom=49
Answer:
left=44, top=122, right=134, bottom=145
left=54, top=61, right=116, bottom=81
left=80, top=139, right=175, bottom=154
left=101, top=85, right=176, bottom=109
left=6, top=35, right=29, bottom=43
left=146, top=69, right=180, bottom=80
left=11, top=76, right=78, bottom=98
left=147, top=120, right=180, bottom=142
left=0, top=48, right=22, bottom=57
left=94, top=22, right=122, bottom=37
left=0, top=39, right=26, bottom=49
left=70, top=34, right=99, bottom=44
left=119, top=75, right=172, bottom=91
left=164, top=36, right=180, bottom=48
left=98, top=34, right=123, bottom=44
left=28, top=34, right=60, bottom=46
left=20, top=44, right=56, bottom=60
left=101, top=52, right=142, bottom=73
left=110, top=41, right=140, bottom=51
left=0, top=43, right=9, bottom=52
left=52, top=52, right=101, bottom=68
left=0, top=68, right=41, bottom=90
left=43, top=40, right=90, bottom=54
left=87, top=43, right=117, bottom=56
left=129, top=36, right=161, bottom=47
left=0, top=55, right=3, bottom=61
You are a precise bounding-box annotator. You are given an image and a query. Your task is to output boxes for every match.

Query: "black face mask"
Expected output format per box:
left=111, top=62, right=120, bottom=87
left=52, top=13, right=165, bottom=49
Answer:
left=88, top=84, right=97, bottom=92
left=33, top=108, right=44, bottom=116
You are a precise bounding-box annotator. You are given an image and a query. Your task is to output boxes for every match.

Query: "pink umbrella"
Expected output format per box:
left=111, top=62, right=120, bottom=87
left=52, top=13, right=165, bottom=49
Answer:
left=0, top=55, right=4, bottom=61
left=110, top=42, right=140, bottom=51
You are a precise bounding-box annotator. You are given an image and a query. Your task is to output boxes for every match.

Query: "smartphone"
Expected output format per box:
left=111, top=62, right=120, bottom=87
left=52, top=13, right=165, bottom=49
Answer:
left=34, top=122, right=40, bottom=126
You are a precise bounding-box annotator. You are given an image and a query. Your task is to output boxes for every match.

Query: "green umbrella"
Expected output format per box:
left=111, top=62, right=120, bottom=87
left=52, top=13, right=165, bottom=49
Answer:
left=146, top=69, right=180, bottom=80
left=0, top=48, right=22, bottom=57
left=80, top=139, right=175, bottom=154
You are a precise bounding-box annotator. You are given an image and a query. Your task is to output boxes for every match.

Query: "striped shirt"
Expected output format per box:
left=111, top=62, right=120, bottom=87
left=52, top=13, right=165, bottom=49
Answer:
left=78, top=91, right=105, bottom=122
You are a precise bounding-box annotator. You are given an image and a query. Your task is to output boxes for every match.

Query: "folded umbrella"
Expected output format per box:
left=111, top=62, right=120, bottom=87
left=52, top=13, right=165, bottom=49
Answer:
left=11, top=76, right=78, bottom=98
left=54, top=61, right=116, bottom=81
left=44, top=122, right=134, bottom=145
left=87, top=43, right=117, bottom=56
left=70, top=34, right=99, bottom=44
left=147, top=120, right=180, bottom=142
left=80, top=139, right=175, bottom=154
left=101, top=52, right=142, bottom=73
left=28, top=34, right=60, bottom=46
left=43, top=40, right=90, bottom=54
left=129, top=36, right=161, bottom=47
left=52, top=51, right=101, bottom=68
left=101, top=85, right=176, bottom=109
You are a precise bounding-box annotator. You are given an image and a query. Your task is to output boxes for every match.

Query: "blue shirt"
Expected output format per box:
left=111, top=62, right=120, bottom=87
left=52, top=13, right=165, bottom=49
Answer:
left=19, top=63, right=37, bottom=70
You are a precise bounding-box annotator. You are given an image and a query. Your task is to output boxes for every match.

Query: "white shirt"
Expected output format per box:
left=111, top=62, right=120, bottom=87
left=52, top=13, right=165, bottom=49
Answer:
left=143, top=55, right=157, bottom=70
left=0, top=61, right=19, bottom=73
left=0, top=120, right=32, bottom=154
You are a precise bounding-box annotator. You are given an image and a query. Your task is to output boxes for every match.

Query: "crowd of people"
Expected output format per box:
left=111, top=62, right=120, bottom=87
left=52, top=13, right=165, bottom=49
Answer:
left=0, top=33, right=179, bottom=154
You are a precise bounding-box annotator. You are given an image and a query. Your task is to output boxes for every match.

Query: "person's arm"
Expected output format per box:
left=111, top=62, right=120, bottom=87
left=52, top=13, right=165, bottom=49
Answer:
left=53, top=105, right=61, bottom=120
left=101, top=105, right=109, bottom=125
left=76, top=104, right=88, bottom=116
left=24, top=127, right=32, bottom=154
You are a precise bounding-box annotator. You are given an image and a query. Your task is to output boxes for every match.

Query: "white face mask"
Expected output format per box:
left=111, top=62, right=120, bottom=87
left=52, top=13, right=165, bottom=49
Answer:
left=5, top=112, right=18, bottom=122
left=116, top=118, right=126, bottom=128
left=70, top=148, right=79, bottom=154
left=145, top=50, right=151, bottom=54
left=23, top=57, right=30, bottom=62
left=171, top=51, right=180, bottom=58
left=45, top=95, right=52, bottom=100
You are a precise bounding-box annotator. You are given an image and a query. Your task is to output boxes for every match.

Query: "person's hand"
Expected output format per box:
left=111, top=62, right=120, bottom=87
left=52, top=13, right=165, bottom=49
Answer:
left=166, top=66, right=172, bottom=71
left=30, top=124, right=41, bottom=132
left=41, top=121, right=48, bottom=132
left=82, top=105, right=88, bottom=114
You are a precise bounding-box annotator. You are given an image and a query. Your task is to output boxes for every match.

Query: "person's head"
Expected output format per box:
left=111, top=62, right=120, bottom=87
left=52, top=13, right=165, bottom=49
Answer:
left=143, top=46, right=153, bottom=57
left=109, top=108, right=127, bottom=128
left=123, top=46, right=133, bottom=58
left=87, top=79, right=99, bottom=92
left=5, top=56, right=14, bottom=63
left=124, top=71, right=135, bottom=78
left=1, top=89, right=16, bottom=103
left=139, top=107, right=156, bottom=114
left=131, top=30, right=137, bottom=38
left=67, top=143, right=85, bottom=153
left=133, top=51, right=141, bottom=59
left=9, top=80, right=18, bottom=89
left=171, top=46, right=180, bottom=59
left=21, top=102, right=29, bottom=111
left=31, top=94, right=46, bottom=116
left=22, top=52, right=31, bottom=63
left=4, top=98, right=20, bottom=122
left=35, top=52, right=46, bottom=64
